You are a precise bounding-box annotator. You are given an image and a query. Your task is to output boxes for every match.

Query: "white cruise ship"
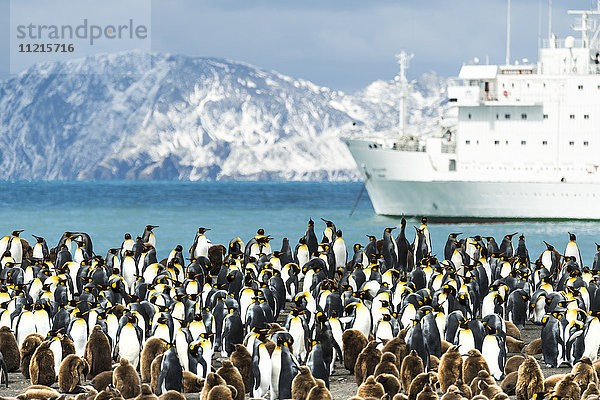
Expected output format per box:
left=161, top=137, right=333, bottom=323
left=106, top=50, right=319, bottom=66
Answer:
left=343, top=3, right=600, bottom=220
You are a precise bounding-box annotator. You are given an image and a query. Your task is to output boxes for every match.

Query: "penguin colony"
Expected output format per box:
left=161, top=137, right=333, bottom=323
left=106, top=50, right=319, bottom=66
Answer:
left=0, top=220, right=599, bottom=400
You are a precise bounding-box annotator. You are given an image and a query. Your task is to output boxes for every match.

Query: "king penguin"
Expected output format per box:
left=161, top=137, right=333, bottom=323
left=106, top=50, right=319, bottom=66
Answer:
left=142, top=225, right=158, bottom=248
left=565, top=232, right=583, bottom=269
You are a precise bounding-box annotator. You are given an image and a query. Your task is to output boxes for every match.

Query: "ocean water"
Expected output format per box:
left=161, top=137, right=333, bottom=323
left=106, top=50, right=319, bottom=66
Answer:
left=1, top=180, right=600, bottom=265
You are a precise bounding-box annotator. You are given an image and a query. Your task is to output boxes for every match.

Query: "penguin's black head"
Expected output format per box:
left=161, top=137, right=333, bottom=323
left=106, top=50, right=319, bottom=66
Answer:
left=257, top=228, right=265, bottom=236
left=198, top=227, right=210, bottom=234
left=385, top=227, right=396, bottom=233
left=146, top=225, right=158, bottom=231
left=12, top=230, right=24, bottom=237
left=124, top=233, right=132, bottom=240
left=32, top=235, right=45, bottom=243
left=321, top=218, right=334, bottom=227
left=569, top=232, right=577, bottom=241
left=308, top=218, right=314, bottom=227
left=421, top=216, right=428, bottom=224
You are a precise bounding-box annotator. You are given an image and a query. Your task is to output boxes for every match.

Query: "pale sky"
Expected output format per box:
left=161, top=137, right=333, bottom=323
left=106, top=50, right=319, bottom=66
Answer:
left=0, top=0, right=594, bottom=92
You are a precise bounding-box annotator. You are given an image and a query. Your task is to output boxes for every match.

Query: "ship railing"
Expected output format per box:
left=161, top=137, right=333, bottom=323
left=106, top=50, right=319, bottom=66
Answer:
left=441, top=142, right=457, bottom=153
left=542, top=38, right=584, bottom=48
left=391, top=142, right=426, bottom=152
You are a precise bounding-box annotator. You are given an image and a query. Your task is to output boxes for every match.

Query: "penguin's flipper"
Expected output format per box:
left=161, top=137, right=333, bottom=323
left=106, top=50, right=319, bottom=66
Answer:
left=251, top=358, right=261, bottom=391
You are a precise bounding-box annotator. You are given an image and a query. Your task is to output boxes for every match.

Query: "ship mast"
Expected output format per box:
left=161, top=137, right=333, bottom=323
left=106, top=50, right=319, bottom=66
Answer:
left=396, top=51, right=413, bottom=138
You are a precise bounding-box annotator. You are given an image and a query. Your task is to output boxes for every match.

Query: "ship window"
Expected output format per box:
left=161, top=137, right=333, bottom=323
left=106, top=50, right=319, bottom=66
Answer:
left=468, top=113, right=472, bottom=119
left=494, top=140, right=500, bottom=145
left=543, top=114, right=548, bottom=119
left=505, top=140, right=509, bottom=145
left=569, top=141, right=575, bottom=146
left=570, top=114, right=575, bottom=119
left=527, top=83, right=530, bottom=88
left=449, top=159, right=456, bottom=171
left=584, top=141, right=589, bottom=146
left=465, top=140, right=471, bottom=145
left=505, top=114, right=511, bottom=119
left=496, top=113, right=499, bottom=120
left=543, top=140, right=548, bottom=145
left=578, top=85, right=584, bottom=90
left=511, top=83, right=514, bottom=88
left=585, top=114, right=590, bottom=119
left=521, top=113, right=527, bottom=120
left=521, top=140, right=526, bottom=145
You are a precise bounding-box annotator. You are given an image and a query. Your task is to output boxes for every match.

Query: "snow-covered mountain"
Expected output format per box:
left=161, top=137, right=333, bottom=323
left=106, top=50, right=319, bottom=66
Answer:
left=0, top=52, right=453, bottom=181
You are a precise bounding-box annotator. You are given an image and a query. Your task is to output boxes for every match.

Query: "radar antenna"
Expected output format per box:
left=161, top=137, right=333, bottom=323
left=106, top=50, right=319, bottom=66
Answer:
left=396, top=51, right=414, bottom=138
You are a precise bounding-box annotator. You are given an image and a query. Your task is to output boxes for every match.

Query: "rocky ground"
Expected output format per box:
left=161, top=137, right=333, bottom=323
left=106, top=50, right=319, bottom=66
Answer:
left=0, top=320, right=573, bottom=400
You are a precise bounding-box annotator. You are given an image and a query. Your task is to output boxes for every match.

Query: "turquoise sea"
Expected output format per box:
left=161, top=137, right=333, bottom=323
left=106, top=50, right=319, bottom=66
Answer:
left=2, top=180, right=600, bottom=265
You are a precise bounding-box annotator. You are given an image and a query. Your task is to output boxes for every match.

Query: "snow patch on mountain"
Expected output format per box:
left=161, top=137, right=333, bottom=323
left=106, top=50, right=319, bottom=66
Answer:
left=0, top=52, right=453, bottom=181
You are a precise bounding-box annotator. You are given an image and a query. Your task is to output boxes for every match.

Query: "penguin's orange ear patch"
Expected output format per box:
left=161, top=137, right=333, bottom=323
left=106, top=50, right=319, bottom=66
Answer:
left=541, top=316, right=549, bottom=325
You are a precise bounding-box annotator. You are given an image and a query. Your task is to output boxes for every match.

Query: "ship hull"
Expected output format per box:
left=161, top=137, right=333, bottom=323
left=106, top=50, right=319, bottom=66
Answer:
left=344, top=138, right=600, bottom=219
left=366, top=178, right=600, bottom=219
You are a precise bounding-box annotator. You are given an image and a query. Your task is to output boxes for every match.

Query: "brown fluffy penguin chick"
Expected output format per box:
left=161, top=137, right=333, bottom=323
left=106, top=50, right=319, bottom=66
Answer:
left=442, top=385, right=467, bottom=400
left=382, top=337, right=408, bottom=371
left=207, top=385, right=236, bottom=400
left=455, top=378, right=472, bottom=399
left=157, top=391, right=185, bottom=400
left=429, top=355, right=440, bottom=372
left=230, top=344, right=251, bottom=394
left=216, top=360, right=244, bottom=400
left=358, top=375, right=386, bottom=399
left=0, top=326, right=20, bottom=372
left=307, top=378, right=333, bottom=400
left=58, top=354, right=89, bottom=393
left=544, top=374, right=566, bottom=392
left=135, top=384, right=158, bottom=400
left=200, top=372, right=227, bottom=400
left=504, top=321, right=521, bottom=340
left=463, top=349, right=490, bottom=387
left=20, top=333, right=44, bottom=378
left=505, top=336, right=526, bottom=353
left=525, top=338, right=542, bottom=355
left=343, top=329, right=369, bottom=373
left=515, top=356, right=544, bottom=400
left=573, top=357, right=599, bottom=389
left=493, top=393, right=510, bottom=400
left=150, top=354, right=164, bottom=394
left=16, top=385, right=60, bottom=400
left=83, top=325, right=112, bottom=379
left=140, top=338, right=168, bottom=383
left=60, top=333, right=76, bottom=358
left=394, top=394, right=410, bottom=400
left=555, top=373, right=582, bottom=400
left=183, top=371, right=205, bottom=393
left=29, top=341, right=55, bottom=386
left=471, top=395, right=488, bottom=400
left=113, top=358, right=141, bottom=399
left=354, top=340, right=382, bottom=385
left=95, top=386, right=124, bottom=400
left=594, top=359, right=600, bottom=381
left=408, top=373, right=439, bottom=400
left=504, top=355, right=525, bottom=375
left=375, top=352, right=400, bottom=378
left=417, top=382, right=439, bottom=400
left=470, top=371, right=495, bottom=396
left=583, top=383, right=600, bottom=400
left=438, top=345, right=463, bottom=394
left=292, top=365, right=317, bottom=400
left=441, top=341, right=452, bottom=355
left=376, top=373, right=402, bottom=398
left=92, top=370, right=114, bottom=392
left=401, top=350, right=425, bottom=393
left=478, top=380, right=502, bottom=399
left=500, top=371, right=518, bottom=395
